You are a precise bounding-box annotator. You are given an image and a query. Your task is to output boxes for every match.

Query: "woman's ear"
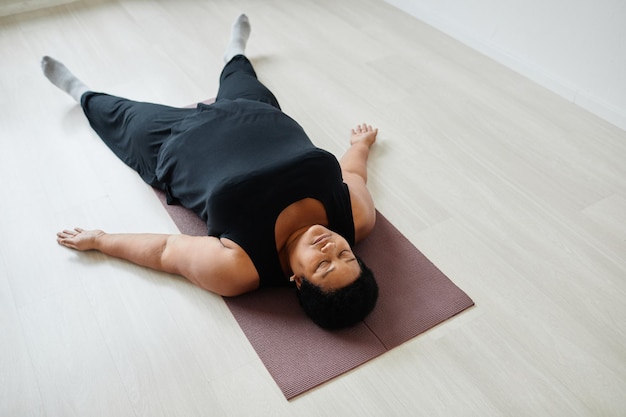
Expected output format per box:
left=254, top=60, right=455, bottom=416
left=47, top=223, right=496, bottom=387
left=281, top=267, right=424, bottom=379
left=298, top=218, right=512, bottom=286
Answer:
left=290, top=274, right=303, bottom=289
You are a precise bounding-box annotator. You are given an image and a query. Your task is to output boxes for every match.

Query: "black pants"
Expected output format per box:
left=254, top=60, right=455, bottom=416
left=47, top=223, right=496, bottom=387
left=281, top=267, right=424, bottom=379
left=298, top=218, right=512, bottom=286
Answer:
left=80, top=55, right=279, bottom=187
left=215, top=55, right=280, bottom=108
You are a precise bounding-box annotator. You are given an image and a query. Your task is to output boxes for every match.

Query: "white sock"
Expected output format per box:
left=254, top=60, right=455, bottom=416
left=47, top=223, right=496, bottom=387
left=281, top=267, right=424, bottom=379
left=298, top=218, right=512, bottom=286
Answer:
left=223, top=14, right=251, bottom=63
left=41, top=56, right=89, bottom=103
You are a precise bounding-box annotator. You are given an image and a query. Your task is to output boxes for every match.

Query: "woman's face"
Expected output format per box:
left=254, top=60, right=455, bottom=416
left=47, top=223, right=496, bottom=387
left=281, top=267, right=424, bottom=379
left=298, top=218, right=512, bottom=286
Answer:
left=289, top=225, right=361, bottom=291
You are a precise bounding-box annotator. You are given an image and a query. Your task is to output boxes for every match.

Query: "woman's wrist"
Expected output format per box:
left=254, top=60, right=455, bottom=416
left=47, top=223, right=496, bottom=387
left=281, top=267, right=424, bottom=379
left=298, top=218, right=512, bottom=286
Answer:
left=92, top=230, right=107, bottom=250
left=349, top=140, right=371, bottom=152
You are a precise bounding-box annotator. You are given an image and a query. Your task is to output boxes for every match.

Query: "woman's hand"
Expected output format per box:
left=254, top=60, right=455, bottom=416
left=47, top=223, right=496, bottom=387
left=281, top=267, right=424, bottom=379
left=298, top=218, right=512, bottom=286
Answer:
left=57, top=228, right=105, bottom=251
left=350, top=123, right=378, bottom=148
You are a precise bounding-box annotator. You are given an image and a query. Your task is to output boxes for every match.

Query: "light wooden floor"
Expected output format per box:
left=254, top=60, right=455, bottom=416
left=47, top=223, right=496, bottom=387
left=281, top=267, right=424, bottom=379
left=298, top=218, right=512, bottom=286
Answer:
left=2, top=0, right=625, bottom=415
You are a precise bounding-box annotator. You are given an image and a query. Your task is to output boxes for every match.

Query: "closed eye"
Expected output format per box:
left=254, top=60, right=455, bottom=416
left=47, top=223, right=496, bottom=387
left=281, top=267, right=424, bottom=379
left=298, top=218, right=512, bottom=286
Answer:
left=317, top=260, right=330, bottom=270
left=340, top=250, right=356, bottom=260
left=317, top=250, right=356, bottom=277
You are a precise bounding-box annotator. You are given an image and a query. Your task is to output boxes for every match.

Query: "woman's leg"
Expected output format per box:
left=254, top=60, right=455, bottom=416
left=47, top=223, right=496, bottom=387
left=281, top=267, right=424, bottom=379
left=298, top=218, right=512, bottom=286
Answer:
left=81, top=93, right=192, bottom=187
left=216, top=15, right=281, bottom=109
left=42, top=56, right=193, bottom=188
left=223, top=14, right=251, bottom=64
left=41, top=56, right=89, bottom=102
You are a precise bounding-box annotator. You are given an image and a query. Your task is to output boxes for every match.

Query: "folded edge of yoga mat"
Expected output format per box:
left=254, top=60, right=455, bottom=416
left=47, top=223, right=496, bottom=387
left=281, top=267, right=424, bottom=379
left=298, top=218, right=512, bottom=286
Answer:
left=154, top=187, right=474, bottom=399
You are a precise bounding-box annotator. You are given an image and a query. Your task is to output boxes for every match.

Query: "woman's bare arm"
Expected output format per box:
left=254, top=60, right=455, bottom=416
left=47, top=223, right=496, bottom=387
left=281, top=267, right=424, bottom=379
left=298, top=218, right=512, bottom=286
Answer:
left=339, top=124, right=378, bottom=242
left=57, top=228, right=259, bottom=296
left=339, top=123, right=377, bottom=182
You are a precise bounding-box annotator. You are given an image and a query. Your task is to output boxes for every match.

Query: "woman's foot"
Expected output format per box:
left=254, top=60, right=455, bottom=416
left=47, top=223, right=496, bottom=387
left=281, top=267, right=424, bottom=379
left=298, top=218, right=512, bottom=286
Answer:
left=223, top=14, right=251, bottom=63
left=41, top=56, right=89, bottom=102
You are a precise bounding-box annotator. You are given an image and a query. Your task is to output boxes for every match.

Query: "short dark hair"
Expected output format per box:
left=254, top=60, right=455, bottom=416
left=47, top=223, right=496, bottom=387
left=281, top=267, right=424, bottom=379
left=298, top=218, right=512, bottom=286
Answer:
left=296, top=257, right=378, bottom=329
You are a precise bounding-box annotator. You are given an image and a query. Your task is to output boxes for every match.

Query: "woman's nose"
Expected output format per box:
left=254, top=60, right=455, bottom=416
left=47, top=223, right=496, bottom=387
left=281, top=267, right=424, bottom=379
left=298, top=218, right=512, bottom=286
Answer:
left=320, top=241, right=335, bottom=252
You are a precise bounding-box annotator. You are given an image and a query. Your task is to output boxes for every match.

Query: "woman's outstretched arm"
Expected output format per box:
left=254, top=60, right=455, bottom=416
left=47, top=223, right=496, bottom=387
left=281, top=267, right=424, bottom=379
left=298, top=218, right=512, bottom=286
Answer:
left=340, top=123, right=377, bottom=183
left=58, top=228, right=170, bottom=270
left=57, top=228, right=259, bottom=296
left=339, top=124, right=378, bottom=242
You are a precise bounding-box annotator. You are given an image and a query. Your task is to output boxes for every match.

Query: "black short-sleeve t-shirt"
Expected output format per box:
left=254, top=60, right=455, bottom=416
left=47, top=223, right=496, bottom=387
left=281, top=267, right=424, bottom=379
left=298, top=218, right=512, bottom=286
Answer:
left=155, top=99, right=355, bottom=286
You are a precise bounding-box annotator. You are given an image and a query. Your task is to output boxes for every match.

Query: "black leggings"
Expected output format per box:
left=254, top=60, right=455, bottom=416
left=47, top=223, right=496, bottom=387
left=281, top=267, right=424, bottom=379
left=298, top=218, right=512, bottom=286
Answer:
left=80, top=55, right=279, bottom=187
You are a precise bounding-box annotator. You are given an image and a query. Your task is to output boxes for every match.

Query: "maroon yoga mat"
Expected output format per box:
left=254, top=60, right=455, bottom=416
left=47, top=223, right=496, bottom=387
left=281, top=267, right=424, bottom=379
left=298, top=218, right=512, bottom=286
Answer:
left=153, top=188, right=474, bottom=399
left=152, top=98, right=474, bottom=398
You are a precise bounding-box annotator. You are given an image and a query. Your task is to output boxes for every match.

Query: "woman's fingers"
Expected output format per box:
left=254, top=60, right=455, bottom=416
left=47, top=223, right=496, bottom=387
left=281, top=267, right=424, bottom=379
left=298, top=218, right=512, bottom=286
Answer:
left=350, top=123, right=378, bottom=147
left=57, top=228, right=84, bottom=249
left=352, top=123, right=374, bottom=134
left=58, top=229, right=77, bottom=238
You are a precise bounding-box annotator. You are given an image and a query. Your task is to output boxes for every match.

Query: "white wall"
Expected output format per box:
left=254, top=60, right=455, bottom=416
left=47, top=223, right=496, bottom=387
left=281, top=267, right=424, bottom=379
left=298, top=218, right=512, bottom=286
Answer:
left=0, top=0, right=78, bottom=17
left=384, top=0, right=626, bottom=131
